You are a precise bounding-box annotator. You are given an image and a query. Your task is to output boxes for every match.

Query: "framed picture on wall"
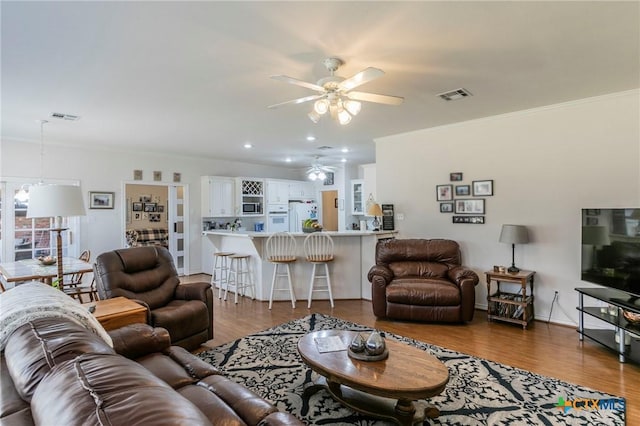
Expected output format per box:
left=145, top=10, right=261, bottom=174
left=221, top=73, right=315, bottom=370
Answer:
left=455, top=199, right=485, bottom=214
left=144, top=203, right=157, bottom=212
left=472, top=180, right=494, bottom=196
left=455, top=185, right=470, bottom=196
left=450, top=172, right=463, bottom=181
left=440, top=202, right=454, bottom=213
left=132, top=202, right=143, bottom=211
left=89, top=192, right=114, bottom=209
left=436, top=184, right=453, bottom=201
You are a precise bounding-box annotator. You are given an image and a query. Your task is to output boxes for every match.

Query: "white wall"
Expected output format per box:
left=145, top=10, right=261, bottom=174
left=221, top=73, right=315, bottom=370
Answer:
left=375, top=90, right=640, bottom=326
left=1, top=142, right=303, bottom=274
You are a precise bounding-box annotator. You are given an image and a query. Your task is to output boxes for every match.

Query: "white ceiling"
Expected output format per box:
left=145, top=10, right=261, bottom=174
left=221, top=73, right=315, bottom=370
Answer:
left=2, top=1, right=639, bottom=169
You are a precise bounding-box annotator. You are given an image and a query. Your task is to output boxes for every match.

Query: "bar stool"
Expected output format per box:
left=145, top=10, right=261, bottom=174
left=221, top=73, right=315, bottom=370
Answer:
left=212, top=251, right=234, bottom=299
left=265, top=232, right=297, bottom=309
left=224, top=254, right=255, bottom=303
left=303, top=232, right=335, bottom=308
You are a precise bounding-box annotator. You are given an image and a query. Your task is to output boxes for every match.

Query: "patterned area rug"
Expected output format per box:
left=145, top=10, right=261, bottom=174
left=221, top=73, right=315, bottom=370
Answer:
left=197, top=314, right=625, bottom=425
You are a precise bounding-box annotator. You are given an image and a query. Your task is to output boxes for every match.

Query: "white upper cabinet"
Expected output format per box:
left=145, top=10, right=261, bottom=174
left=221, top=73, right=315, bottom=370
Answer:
left=201, top=176, right=236, bottom=217
left=351, top=179, right=364, bottom=215
left=288, top=181, right=316, bottom=200
left=266, top=180, right=289, bottom=205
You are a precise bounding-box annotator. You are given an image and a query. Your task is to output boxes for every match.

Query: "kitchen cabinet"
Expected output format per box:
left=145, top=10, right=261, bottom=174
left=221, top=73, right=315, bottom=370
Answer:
left=266, top=180, right=289, bottom=205
left=288, top=181, right=316, bottom=200
left=351, top=179, right=364, bottom=215
left=237, top=178, right=264, bottom=217
left=201, top=176, right=236, bottom=217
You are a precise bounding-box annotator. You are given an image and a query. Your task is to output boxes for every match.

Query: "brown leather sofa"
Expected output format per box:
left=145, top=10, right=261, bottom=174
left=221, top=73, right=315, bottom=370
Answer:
left=368, top=238, right=479, bottom=322
left=94, top=246, right=213, bottom=350
left=1, top=317, right=303, bottom=425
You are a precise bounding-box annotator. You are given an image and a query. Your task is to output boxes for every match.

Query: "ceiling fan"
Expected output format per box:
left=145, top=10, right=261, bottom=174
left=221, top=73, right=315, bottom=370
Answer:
left=306, top=156, right=336, bottom=181
left=268, top=57, right=404, bottom=125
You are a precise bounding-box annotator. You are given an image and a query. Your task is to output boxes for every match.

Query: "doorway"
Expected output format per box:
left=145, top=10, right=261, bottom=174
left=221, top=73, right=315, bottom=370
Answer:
left=124, top=182, right=189, bottom=275
left=321, top=190, right=338, bottom=231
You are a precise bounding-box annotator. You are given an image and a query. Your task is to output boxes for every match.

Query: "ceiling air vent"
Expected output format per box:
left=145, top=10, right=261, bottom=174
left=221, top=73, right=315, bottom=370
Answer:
left=437, top=88, right=472, bottom=101
left=317, top=145, right=333, bottom=151
left=50, top=112, right=80, bottom=121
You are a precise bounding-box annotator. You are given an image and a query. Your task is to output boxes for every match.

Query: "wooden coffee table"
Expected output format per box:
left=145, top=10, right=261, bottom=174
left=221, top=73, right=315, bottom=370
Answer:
left=297, top=330, right=449, bottom=425
left=84, top=297, right=148, bottom=331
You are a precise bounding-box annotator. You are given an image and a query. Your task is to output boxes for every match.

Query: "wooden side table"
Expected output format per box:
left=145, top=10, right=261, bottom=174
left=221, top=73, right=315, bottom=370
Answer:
left=485, top=270, right=536, bottom=329
left=84, top=297, right=148, bottom=331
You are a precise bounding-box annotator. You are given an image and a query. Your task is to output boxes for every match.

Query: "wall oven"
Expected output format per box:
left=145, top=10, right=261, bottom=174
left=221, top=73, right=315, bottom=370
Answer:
left=267, top=211, right=289, bottom=233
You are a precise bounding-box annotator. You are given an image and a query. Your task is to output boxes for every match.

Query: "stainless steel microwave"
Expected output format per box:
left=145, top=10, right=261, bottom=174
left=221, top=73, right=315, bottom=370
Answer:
left=242, top=203, right=261, bottom=214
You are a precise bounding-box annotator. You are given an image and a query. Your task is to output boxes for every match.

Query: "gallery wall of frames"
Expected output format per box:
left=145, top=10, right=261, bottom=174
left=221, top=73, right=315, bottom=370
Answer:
left=436, top=173, right=493, bottom=224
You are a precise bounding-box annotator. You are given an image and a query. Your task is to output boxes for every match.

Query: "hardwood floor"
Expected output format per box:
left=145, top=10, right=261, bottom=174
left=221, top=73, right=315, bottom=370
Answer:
left=184, top=274, right=639, bottom=424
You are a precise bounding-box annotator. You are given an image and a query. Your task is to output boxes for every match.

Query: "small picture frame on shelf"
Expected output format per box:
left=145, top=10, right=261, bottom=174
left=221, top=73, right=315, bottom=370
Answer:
left=455, top=185, right=470, bottom=196
left=436, top=184, right=453, bottom=201
left=450, top=172, right=463, bottom=182
left=89, top=191, right=115, bottom=209
left=440, top=202, right=454, bottom=213
left=472, top=180, right=494, bottom=196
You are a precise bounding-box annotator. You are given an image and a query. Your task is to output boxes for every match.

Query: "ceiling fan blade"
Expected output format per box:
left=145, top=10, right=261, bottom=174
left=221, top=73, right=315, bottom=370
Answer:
left=346, top=91, right=404, bottom=105
left=337, top=67, right=384, bottom=91
left=267, top=94, right=325, bottom=109
left=270, top=75, right=325, bottom=92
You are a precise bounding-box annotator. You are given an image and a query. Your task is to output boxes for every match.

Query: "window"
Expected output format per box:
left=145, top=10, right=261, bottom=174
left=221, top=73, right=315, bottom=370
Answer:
left=1, top=180, right=81, bottom=263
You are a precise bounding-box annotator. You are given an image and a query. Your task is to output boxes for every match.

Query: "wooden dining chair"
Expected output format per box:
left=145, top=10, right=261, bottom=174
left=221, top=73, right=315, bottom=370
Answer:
left=62, top=250, right=98, bottom=302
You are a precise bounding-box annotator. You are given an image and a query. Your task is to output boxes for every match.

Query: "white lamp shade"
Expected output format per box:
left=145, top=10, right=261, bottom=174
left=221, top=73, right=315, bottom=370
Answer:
left=26, top=184, right=86, bottom=219
left=499, top=224, right=529, bottom=244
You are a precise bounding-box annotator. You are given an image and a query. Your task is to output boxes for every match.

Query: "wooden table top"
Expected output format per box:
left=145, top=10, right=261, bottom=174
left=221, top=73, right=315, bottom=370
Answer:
left=298, top=330, right=449, bottom=401
left=84, top=296, right=147, bottom=320
left=0, top=257, right=93, bottom=283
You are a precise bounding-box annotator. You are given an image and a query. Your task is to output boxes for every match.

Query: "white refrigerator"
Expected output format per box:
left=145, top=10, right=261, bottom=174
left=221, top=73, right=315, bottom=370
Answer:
left=289, top=202, right=318, bottom=232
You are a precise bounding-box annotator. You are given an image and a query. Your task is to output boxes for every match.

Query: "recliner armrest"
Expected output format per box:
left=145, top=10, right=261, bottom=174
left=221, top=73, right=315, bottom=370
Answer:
left=108, top=323, right=171, bottom=359
left=175, top=281, right=211, bottom=301
left=367, top=265, right=394, bottom=283
left=448, top=266, right=480, bottom=287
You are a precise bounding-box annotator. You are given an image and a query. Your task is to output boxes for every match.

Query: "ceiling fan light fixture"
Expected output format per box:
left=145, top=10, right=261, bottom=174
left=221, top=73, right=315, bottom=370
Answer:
left=314, top=99, right=329, bottom=115
left=337, top=109, right=352, bottom=125
left=344, top=100, right=361, bottom=116
left=308, top=111, right=321, bottom=123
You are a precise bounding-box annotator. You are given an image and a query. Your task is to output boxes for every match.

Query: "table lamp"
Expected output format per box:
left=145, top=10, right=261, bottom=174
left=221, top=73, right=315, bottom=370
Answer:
left=27, top=184, right=86, bottom=285
left=367, top=202, right=383, bottom=231
left=499, top=224, right=529, bottom=273
left=581, top=225, right=611, bottom=271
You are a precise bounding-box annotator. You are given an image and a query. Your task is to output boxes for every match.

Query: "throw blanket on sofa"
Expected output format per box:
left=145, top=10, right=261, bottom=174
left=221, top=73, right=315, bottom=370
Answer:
left=0, top=281, right=113, bottom=350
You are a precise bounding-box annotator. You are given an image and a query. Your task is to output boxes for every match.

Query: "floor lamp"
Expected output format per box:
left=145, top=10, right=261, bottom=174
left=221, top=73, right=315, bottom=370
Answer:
left=26, top=184, right=86, bottom=286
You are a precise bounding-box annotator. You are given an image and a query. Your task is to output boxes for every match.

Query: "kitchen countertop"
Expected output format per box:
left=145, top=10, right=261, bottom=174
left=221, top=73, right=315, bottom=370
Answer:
left=202, top=230, right=397, bottom=238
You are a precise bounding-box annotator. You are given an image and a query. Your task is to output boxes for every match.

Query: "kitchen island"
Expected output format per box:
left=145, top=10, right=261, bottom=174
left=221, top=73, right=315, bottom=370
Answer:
left=202, top=230, right=397, bottom=302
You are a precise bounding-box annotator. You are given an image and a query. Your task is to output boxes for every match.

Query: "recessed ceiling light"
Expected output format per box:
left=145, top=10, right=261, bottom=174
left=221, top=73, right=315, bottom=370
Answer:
left=243, top=143, right=253, bottom=149
left=341, top=158, right=347, bottom=163
left=341, top=147, right=349, bottom=153
left=306, top=136, right=316, bottom=142
left=285, top=157, right=292, bottom=163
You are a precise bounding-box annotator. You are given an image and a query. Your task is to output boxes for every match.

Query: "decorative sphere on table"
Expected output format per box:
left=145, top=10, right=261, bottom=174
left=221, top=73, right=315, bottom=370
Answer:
left=365, top=331, right=386, bottom=356
left=349, top=333, right=366, bottom=353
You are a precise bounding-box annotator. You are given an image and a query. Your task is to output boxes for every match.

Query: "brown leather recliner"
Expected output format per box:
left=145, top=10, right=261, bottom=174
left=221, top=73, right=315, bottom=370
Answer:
left=94, top=246, right=213, bottom=350
left=368, top=239, right=479, bottom=322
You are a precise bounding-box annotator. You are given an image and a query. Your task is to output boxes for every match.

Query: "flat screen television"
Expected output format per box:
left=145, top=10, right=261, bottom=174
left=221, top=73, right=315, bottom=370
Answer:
left=581, top=208, right=640, bottom=308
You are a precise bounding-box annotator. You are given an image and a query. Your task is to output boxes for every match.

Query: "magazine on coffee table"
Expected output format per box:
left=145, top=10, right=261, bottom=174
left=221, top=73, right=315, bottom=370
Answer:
left=314, top=335, right=348, bottom=353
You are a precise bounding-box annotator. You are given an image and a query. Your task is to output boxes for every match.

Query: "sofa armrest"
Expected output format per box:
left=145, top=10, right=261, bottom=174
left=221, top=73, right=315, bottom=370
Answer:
left=447, top=266, right=479, bottom=287
left=175, top=281, right=211, bottom=301
left=367, top=265, right=394, bottom=283
left=108, top=323, right=171, bottom=359
left=164, top=345, right=222, bottom=378
left=259, top=412, right=306, bottom=425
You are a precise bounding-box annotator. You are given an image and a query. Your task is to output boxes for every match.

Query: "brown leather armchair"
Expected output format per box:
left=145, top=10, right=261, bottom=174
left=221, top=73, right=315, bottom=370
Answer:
left=368, top=239, right=479, bottom=322
left=94, top=246, right=213, bottom=350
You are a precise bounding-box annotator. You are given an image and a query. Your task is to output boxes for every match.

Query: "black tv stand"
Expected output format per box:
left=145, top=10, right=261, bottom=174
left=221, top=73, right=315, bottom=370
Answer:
left=576, top=287, right=640, bottom=364
left=610, top=296, right=640, bottom=310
